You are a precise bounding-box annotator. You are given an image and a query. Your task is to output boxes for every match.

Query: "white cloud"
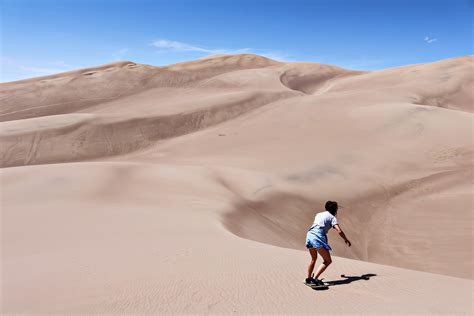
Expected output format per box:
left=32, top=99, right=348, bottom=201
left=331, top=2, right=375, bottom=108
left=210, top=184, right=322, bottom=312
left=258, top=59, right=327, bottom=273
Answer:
left=152, top=39, right=221, bottom=54
left=151, top=38, right=289, bottom=61
left=424, top=36, right=437, bottom=44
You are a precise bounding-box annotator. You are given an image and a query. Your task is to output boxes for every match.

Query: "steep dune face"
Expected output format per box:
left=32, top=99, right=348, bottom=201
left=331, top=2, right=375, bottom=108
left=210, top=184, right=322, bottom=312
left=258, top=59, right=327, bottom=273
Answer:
left=0, top=89, right=297, bottom=167
left=1, top=54, right=473, bottom=312
left=222, top=161, right=472, bottom=278
left=279, top=62, right=365, bottom=94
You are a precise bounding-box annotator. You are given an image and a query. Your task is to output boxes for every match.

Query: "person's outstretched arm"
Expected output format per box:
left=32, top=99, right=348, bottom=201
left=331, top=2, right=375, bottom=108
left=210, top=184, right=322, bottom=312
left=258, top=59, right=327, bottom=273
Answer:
left=333, top=224, right=351, bottom=247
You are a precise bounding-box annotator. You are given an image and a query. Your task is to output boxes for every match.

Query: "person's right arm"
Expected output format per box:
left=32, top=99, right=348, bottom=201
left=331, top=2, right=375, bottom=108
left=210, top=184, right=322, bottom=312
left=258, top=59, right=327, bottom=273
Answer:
left=333, top=224, right=351, bottom=247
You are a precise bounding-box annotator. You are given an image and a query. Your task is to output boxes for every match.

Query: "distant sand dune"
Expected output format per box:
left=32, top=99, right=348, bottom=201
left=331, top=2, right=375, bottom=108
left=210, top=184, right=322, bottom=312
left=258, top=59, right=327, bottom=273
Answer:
left=0, top=55, right=280, bottom=122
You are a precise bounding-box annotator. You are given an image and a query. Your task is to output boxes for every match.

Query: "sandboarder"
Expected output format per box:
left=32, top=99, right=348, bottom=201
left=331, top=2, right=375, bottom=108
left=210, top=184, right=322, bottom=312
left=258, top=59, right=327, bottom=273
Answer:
left=304, top=201, right=352, bottom=287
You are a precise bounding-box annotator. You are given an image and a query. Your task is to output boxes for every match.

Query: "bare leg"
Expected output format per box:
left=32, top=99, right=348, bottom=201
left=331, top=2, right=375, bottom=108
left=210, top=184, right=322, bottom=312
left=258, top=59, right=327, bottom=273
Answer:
left=307, top=248, right=318, bottom=279
left=314, top=247, right=332, bottom=279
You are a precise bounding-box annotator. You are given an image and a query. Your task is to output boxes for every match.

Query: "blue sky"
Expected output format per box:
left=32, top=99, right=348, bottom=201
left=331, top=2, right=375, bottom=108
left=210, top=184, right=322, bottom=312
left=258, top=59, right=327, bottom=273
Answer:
left=1, top=0, right=472, bottom=82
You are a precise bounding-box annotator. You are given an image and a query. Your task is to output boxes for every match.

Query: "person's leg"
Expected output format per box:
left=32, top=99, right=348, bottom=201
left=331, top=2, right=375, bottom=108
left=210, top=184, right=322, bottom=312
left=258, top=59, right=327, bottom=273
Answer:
left=314, top=248, right=332, bottom=279
left=307, top=248, right=318, bottom=279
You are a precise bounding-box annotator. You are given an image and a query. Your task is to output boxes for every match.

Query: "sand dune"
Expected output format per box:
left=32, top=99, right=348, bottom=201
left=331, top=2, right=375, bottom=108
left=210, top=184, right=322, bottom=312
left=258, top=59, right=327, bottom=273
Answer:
left=1, top=54, right=473, bottom=313
left=0, top=89, right=296, bottom=167
left=0, top=55, right=280, bottom=121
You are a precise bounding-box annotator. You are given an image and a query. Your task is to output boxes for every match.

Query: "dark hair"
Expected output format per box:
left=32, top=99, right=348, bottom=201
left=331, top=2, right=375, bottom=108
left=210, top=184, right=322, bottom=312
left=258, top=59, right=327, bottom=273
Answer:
left=325, top=201, right=338, bottom=216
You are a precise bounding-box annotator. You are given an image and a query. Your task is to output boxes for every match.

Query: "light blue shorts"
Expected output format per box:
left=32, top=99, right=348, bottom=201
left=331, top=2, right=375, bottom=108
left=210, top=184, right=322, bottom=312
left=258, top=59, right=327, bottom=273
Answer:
left=305, top=228, right=332, bottom=251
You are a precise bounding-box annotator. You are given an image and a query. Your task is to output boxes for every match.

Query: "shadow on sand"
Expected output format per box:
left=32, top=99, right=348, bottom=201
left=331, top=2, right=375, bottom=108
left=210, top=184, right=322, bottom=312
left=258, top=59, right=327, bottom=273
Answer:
left=311, top=273, right=377, bottom=291
left=325, top=273, right=377, bottom=286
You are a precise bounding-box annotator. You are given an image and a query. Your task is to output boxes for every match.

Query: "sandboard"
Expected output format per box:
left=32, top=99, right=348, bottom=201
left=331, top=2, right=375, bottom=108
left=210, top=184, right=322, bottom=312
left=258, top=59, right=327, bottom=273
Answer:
left=304, top=281, right=329, bottom=290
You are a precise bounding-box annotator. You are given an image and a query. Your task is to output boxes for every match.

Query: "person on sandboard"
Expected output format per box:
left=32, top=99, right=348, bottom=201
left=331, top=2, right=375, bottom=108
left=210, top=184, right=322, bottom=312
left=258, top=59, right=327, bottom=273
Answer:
left=305, top=201, right=352, bottom=287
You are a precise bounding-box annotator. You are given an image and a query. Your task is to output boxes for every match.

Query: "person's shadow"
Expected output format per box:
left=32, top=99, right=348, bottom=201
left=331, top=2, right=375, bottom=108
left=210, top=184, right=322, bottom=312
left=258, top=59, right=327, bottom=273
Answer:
left=324, top=273, right=377, bottom=286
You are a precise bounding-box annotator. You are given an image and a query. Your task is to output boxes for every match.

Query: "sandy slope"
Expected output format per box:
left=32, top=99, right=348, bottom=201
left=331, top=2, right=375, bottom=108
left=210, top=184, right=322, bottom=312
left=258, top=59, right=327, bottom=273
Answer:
left=1, top=54, right=473, bottom=314
left=2, top=162, right=472, bottom=314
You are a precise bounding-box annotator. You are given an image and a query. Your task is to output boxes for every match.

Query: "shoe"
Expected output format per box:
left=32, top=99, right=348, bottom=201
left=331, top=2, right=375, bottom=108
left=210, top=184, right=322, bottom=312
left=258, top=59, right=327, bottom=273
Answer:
left=315, top=279, right=327, bottom=286
left=305, top=277, right=318, bottom=286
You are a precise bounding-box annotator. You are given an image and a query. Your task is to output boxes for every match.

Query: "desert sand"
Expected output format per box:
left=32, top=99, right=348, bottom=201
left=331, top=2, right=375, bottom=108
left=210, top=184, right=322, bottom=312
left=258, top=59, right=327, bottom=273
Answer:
left=1, top=54, right=473, bottom=314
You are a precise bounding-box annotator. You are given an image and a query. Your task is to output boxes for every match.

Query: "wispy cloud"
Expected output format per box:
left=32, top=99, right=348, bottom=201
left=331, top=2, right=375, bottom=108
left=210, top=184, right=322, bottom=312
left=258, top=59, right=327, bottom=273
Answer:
left=151, top=38, right=289, bottom=61
left=424, top=36, right=437, bottom=44
left=152, top=39, right=221, bottom=54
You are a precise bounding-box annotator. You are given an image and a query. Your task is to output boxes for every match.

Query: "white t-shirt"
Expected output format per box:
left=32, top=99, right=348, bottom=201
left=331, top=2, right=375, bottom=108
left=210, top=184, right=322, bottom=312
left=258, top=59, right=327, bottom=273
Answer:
left=310, top=211, right=338, bottom=234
